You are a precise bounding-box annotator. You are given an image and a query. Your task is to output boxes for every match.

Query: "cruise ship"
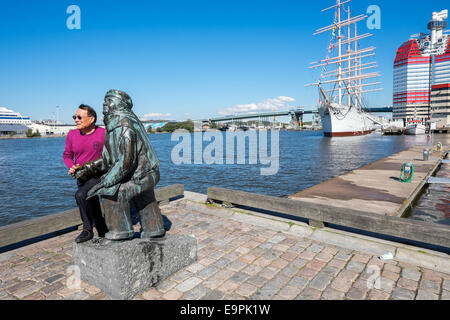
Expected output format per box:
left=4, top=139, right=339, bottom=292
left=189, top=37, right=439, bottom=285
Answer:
left=0, top=107, right=32, bottom=125
left=0, top=107, right=33, bottom=135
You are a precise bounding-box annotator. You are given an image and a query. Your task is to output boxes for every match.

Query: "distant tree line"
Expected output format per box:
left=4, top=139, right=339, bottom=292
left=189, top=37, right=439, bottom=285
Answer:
left=147, top=120, right=194, bottom=133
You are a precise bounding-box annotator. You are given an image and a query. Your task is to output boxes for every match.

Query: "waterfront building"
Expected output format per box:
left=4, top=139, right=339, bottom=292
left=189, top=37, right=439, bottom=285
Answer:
left=393, top=10, right=450, bottom=128
left=27, top=122, right=78, bottom=136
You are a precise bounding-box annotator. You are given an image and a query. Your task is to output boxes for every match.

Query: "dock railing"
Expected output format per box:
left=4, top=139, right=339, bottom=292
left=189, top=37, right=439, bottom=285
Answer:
left=0, top=184, right=184, bottom=249
left=207, top=187, right=450, bottom=248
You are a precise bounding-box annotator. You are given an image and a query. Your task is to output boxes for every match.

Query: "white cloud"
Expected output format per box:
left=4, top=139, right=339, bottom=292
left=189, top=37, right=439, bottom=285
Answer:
left=218, top=96, right=296, bottom=115
left=141, top=112, right=172, bottom=120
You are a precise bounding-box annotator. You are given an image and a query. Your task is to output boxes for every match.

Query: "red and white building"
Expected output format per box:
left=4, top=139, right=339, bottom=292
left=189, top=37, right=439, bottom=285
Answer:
left=393, top=10, right=450, bottom=128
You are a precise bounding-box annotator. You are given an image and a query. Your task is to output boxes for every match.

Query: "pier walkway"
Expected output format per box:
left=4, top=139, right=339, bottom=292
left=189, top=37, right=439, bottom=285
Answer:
left=1, top=191, right=449, bottom=300
left=289, top=137, right=450, bottom=218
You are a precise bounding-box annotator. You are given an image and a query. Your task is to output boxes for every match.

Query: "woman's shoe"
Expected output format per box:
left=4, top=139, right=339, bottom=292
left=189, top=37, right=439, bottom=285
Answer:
left=75, top=230, right=93, bottom=243
left=96, top=227, right=108, bottom=238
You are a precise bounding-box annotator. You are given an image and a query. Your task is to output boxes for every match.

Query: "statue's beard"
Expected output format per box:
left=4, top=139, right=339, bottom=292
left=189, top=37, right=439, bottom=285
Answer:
left=103, top=107, right=127, bottom=127
left=103, top=105, right=118, bottom=122
left=102, top=103, right=135, bottom=127
left=103, top=111, right=117, bottom=125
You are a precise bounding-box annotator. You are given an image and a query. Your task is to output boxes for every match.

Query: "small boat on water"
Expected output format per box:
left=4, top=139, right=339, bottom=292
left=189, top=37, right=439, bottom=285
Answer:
left=405, top=120, right=426, bottom=135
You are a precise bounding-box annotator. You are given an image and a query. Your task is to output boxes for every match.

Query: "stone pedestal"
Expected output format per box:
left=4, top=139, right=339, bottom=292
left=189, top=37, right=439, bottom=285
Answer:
left=73, top=234, right=197, bottom=300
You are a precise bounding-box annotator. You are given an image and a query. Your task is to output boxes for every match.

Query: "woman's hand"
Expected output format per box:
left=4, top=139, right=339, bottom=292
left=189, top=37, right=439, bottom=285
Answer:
left=68, top=164, right=81, bottom=175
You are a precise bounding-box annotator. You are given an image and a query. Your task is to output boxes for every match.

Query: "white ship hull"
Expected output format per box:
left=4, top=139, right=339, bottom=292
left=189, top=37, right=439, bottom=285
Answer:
left=318, top=103, right=374, bottom=137
left=405, top=123, right=426, bottom=135
left=0, top=107, right=32, bottom=125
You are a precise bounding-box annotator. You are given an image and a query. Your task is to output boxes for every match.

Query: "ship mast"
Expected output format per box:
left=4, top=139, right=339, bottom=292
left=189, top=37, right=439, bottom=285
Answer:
left=347, top=6, right=351, bottom=107
left=354, top=12, right=359, bottom=111
left=337, top=0, right=342, bottom=105
left=306, top=0, right=382, bottom=108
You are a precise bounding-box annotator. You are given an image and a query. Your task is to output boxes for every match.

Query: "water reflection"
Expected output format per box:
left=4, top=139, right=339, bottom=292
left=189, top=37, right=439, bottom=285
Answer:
left=411, top=162, right=449, bottom=226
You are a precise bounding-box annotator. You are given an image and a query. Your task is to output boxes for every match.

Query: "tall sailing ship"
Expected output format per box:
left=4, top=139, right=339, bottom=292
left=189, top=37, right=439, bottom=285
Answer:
left=307, top=0, right=382, bottom=137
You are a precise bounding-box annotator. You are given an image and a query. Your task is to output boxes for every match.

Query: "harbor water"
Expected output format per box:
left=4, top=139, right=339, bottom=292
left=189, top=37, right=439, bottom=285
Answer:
left=0, top=131, right=448, bottom=227
left=411, top=161, right=449, bottom=226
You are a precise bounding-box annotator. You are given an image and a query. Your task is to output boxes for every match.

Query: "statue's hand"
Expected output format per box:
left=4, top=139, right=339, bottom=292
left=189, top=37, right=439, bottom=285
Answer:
left=102, top=174, right=117, bottom=188
left=87, top=182, right=104, bottom=199
left=72, top=166, right=89, bottom=180
left=72, top=159, right=104, bottom=180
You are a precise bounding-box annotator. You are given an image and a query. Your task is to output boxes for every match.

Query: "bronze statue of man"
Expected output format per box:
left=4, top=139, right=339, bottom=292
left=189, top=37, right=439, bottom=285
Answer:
left=74, top=89, right=165, bottom=240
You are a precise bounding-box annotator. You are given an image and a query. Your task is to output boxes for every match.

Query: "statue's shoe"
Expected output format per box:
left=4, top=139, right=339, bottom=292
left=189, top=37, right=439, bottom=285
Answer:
left=141, top=230, right=166, bottom=239
left=105, top=230, right=134, bottom=240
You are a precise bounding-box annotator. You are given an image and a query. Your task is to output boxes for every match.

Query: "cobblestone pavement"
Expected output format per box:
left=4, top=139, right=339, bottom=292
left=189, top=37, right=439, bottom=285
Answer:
left=1, top=198, right=449, bottom=300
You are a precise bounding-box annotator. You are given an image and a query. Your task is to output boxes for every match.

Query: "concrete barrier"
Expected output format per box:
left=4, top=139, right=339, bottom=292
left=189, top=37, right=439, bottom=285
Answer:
left=207, top=186, right=450, bottom=248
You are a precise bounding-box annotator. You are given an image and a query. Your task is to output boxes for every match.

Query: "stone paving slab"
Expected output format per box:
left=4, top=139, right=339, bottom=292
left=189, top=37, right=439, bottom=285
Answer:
left=0, top=196, right=449, bottom=300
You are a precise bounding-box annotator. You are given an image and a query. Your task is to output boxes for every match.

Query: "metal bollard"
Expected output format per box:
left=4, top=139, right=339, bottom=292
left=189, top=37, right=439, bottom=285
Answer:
left=423, top=148, right=430, bottom=161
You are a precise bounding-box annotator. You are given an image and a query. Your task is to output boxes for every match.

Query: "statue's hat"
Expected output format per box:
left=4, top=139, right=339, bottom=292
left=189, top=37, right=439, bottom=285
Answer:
left=105, top=89, right=133, bottom=109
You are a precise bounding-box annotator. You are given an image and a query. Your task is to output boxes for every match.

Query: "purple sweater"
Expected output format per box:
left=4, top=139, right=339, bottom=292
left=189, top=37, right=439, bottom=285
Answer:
left=63, top=127, right=105, bottom=169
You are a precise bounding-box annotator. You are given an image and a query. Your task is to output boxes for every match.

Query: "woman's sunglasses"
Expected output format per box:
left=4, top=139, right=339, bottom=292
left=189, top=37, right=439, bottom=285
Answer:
left=73, top=115, right=84, bottom=120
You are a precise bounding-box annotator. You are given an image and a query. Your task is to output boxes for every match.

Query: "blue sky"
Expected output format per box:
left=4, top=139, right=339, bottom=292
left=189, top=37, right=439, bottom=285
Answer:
left=0, top=0, right=448, bottom=123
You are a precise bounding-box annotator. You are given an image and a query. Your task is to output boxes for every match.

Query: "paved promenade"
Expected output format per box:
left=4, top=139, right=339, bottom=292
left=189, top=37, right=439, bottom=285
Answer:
left=0, top=191, right=449, bottom=300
